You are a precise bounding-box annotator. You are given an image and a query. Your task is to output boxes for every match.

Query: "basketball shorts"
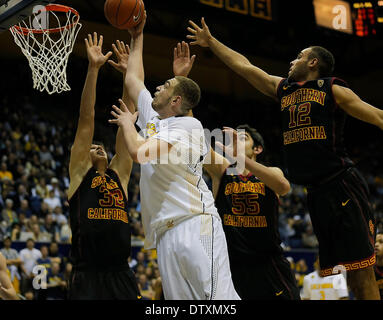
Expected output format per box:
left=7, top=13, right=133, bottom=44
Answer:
left=230, top=254, right=300, bottom=300
left=307, top=167, right=376, bottom=277
left=156, top=214, right=240, bottom=300
left=68, top=265, right=140, bottom=300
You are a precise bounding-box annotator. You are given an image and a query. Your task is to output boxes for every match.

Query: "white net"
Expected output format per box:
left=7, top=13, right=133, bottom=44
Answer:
left=10, top=5, right=82, bottom=95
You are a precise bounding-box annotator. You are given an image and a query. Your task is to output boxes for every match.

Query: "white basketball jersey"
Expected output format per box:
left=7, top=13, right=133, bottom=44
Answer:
left=137, top=89, right=220, bottom=249
left=301, top=270, right=349, bottom=300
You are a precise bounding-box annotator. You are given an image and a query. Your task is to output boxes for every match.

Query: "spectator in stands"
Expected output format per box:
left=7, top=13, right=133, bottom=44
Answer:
left=30, top=223, right=50, bottom=242
left=14, top=184, right=29, bottom=212
left=58, top=220, right=71, bottom=244
left=48, top=177, right=61, bottom=198
left=51, top=206, right=67, bottom=226
left=13, top=163, right=25, bottom=182
left=43, top=189, right=61, bottom=211
left=134, top=263, right=145, bottom=276
left=0, top=162, right=13, bottom=182
left=1, top=198, right=18, bottom=228
left=136, top=251, right=147, bottom=268
left=0, top=236, right=21, bottom=267
left=36, top=245, right=52, bottom=273
left=295, top=258, right=309, bottom=289
left=32, top=177, right=49, bottom=200
left=17, top=199, right=32, bottom=218
left=45, top=261, right=66, bottom=300
left=19, top=238, right=42, bottom=293
left=48, top=241, right=64, bottom=270
left=1, top=180, right=15, bottom=206
left=302, top=221, right=319, bottom=248
left=25, top=214, right=38, bottom=233
left=10, top=223, right=21, bottom=241
left=37, top=201, right=51, bottom=220
left=39, top=145, right=53, bottom=166
left=41, top=214, right=59, bottom=243
left=137, top=273, right=154, bottom=300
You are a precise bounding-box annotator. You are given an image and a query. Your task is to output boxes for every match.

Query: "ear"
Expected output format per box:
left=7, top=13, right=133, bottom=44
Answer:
left=170, top=96, right=183, bottom=114
left=309, top=57, right=318, bottom=68
left=171, top=95, right=182, bottom=106
left=253, top=145, right=263, bottom=156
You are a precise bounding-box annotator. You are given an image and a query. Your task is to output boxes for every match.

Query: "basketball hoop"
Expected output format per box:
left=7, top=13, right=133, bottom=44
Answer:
left=9, top=4, right=82, bottom=94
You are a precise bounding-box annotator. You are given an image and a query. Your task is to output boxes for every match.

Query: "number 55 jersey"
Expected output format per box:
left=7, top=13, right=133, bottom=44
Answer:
left=216, top=168, right=282, bottom=258
left=215, top=167, right=300, bottom=299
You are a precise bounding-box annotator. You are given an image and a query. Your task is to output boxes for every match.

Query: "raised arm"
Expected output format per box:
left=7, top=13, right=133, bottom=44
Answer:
left=68, top=33, right=112, bottom=197
left=333, top=84, right=383, bottom=130
left=108, top=40, right=135, bottom=195
left=124, top=10, right=147, bottom=107
left=187, top=18, right=282, bottom=100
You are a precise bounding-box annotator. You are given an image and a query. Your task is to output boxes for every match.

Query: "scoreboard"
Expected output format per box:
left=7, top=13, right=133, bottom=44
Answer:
left=198, top=0, right=383, bottom=37
left=313, top=0, right=383, bottom=37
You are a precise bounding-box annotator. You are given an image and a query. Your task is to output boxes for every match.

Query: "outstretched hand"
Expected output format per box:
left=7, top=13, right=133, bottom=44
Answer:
left=187, top=17, right=212, bottom=48
left=85, top=32, right=113, bottom=69
left=109, top=99, right=138, bottom=127
left=173, top=41, right=196, bottom=77
left=108, top=40, right=130, bottom=74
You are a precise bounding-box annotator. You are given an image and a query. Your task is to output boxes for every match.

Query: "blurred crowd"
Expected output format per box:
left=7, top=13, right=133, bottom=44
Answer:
left=0, top=61, right=382, bottom=299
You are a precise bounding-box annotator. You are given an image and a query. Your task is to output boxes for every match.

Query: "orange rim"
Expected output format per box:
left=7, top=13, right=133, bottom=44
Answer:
left=10, top=4, right=80, bottom=35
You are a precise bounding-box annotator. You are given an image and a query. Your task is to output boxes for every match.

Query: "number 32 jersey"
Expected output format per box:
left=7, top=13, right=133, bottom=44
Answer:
left=69, top=167, right=132, bottom=268
left=215, top=167, right=283, bottom=259
left=277, top=77, right=354, bottom=186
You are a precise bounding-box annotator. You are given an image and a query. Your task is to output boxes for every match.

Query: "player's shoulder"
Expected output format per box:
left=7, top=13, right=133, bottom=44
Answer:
left=168, top=116, right=203, bottom=130
left=321, top=76, right=348, bottom=88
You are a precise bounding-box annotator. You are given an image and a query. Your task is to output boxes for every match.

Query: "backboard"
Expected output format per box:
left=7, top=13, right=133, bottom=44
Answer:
left=0, top=0, right=55, bottom=32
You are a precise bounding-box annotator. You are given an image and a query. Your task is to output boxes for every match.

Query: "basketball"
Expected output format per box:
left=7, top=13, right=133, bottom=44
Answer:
left=104, top=0, right=145, bottom=30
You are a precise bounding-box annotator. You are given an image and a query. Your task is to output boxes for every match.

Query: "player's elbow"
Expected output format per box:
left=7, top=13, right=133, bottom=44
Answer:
left=277, top=179, right=291, bottom=196
left=130, top=150, right=141, bottom=164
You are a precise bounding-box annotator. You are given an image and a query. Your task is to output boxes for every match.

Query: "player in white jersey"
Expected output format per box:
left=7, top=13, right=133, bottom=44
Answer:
left=108, top=11, right=239, bottom=300
left=302, top=256, right=349, bottom=300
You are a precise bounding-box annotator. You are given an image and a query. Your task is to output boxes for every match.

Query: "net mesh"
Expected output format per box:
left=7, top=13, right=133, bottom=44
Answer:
left=10, top=6, right=82, bottom=94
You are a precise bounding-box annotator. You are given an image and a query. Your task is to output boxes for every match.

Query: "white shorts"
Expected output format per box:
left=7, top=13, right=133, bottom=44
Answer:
left=156, top=214, right=240, bottom=300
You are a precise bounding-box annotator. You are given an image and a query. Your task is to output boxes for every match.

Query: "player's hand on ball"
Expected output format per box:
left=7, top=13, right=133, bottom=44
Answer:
left=128, top=10, right=147, bottom=38
left=187, top=17, right=212, bottom=48
left=109, top=99, right=138, bottom=127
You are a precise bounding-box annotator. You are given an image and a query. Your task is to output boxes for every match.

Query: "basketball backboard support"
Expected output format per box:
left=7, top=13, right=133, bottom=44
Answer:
left=0, top=0, right=55, bottom=33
